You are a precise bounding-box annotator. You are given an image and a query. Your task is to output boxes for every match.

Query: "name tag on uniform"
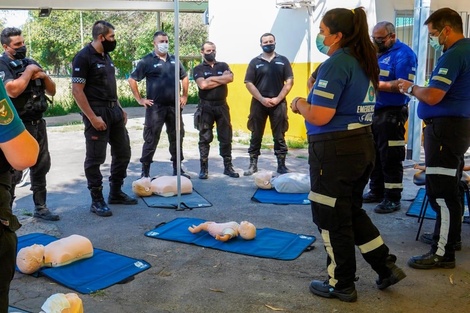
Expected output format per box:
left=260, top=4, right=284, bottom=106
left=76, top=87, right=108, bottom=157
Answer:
left=380, top=69, right=390, bottom=77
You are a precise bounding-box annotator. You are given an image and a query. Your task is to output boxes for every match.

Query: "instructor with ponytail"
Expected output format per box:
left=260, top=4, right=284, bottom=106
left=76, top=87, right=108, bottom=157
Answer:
left=290, top=7, right=405, bottom=302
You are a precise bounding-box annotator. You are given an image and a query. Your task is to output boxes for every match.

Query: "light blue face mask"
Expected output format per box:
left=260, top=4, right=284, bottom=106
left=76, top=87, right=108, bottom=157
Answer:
left=316, top=33, right=331, bottom=55
left=429, top=28, right=444, bottom=51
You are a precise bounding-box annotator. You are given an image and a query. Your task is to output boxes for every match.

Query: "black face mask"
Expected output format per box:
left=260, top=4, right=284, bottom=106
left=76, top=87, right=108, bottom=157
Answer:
left=262, top=44, right=275, bottom=53
left=374, top=40, right=393, bottom=54
left=204, top=52, right=215, bottom=62
left=13, top=46, right=27, bottom=59
left=102, top=39, right=117, bottom=53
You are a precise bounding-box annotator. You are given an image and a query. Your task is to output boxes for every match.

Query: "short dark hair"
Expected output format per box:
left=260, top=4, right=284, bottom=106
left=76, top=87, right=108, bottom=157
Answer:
left=425, top=7, right=463, bottom=33
left=1, top=27, right=22, bottom=45
left=201, top=41, right=215, bottom=51
left=153, top=31, right=168, bottom=39
left=92, top=20, right=115, bottom=40
left=260, top=32, right=275, bottom=43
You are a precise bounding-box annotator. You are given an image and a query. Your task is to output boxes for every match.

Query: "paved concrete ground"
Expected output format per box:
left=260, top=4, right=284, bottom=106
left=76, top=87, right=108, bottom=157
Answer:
left=9, top=106, right=470, bottom=313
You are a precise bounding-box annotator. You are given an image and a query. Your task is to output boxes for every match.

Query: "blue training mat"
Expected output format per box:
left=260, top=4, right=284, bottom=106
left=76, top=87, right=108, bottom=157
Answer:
left=145, top=217, right=316, bottom=261
left=8, top=306, right=31, bottom=313
left=141, top=189, right=212, bottom=209
left=17, top=233, right=151, bottom=294
left=251, top=188, right=310, bottom=205
left=407, top=188, right=470, bottom=220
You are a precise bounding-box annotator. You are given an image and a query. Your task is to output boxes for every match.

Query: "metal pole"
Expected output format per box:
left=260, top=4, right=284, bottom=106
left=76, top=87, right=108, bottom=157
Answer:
left=174, top=0, right=182, bottom=210
left=156, top=11, right=161, bottom=30
left=80, top=11, right=84, bottom=47
left=306, top=7, right=312, bottom=94
left=408, top=0, right=430, bottom=162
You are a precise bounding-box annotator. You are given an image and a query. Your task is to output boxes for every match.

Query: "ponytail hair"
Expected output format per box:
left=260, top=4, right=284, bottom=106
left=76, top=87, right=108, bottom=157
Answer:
left=322, top=7, right=379, bottom=90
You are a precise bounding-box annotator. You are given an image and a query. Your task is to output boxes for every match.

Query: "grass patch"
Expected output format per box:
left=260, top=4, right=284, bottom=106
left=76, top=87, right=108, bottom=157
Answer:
left=287, top=139, right=308, bottom=149
left=20, top=210, right=33, bottom=217
left=45, top=76, right=199, bottom=117
left=90, top=290, right=107, bottom=297
left=236, top=136, right=308, bottom=150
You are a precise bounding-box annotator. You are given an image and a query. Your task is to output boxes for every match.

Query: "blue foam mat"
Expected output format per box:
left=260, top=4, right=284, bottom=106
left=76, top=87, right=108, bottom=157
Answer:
left=407, top=188, right=470, bottom=220
left=251, top=188, right=310, bottom=205
left=145, top=217, right=316, bottom=261
left=17, top=233, right=151, bottom=294
left=8, top=306, right=31, bottom=313
left=141, top=189, right=212, bottom=209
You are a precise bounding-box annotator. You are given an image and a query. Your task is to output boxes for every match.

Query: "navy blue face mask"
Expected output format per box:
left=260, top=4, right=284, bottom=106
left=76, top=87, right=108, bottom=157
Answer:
left=262, top=44, right=275, bottom=53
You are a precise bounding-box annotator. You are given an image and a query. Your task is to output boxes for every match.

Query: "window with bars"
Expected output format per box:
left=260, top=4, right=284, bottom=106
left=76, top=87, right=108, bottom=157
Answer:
left=395, top=10, right=469, bottom=81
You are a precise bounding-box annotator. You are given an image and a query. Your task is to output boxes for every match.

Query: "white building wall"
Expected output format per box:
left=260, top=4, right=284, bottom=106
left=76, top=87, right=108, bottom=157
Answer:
left=207, top=0, right=377, bottom=139
left=209, top=0, right=377, bottom=65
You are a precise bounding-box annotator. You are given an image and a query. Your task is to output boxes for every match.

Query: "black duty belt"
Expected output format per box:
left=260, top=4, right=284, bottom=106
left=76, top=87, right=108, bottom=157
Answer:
left=89, top=101, right=117, bottom=108
left=200, top=99, right=226, bottom=106
left=308, top=126, right=372, bottom=142
left=374, top=105, right=407, bottom=114
left=23, top=119, right=43, bottom=125
left=423, top=117, right=470, bottom=126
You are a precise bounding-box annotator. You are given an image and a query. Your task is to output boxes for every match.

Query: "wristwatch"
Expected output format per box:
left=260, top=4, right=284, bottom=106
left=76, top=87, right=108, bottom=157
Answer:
left=407, top=84, right=415, bottom=95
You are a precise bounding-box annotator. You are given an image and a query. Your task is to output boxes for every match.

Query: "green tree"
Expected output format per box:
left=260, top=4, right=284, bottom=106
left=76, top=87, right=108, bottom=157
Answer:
left=22, top=10, right=207, bottom=78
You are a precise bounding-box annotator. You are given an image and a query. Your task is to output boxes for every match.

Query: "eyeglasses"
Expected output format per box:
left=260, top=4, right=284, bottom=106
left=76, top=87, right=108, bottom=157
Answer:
left=371, top=33, right=392, bottom=43
left=428, top=28, right=444, bottom=39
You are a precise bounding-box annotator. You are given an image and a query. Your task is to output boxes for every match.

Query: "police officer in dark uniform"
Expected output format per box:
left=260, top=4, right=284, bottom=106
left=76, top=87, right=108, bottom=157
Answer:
left=72, top=20, right=137, bottom=217
left=193, top=41, right=239, bottom=179
left=0, top=27, right=59, bottom=221
left=363, top=21, right=417, bottom=214
left=0, top=82, right=39, bottom=312
left=128, top=31, right=189, bottom=179
left=244, top=33, right=294, bottom=176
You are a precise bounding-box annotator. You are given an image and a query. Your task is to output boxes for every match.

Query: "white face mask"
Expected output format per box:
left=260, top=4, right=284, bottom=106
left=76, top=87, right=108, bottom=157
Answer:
left=429, top=28, right=444, bottom=51
left=157, top=42, right=169, bottom=54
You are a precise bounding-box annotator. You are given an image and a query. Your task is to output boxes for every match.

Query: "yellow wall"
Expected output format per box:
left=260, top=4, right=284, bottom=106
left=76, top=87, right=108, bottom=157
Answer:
left=228, top=62, right=320, bottom=141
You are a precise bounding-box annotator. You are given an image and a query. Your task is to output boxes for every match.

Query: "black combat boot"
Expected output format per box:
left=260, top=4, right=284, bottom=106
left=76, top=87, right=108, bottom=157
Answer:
left=141, top=162, right=151, bottom=178
left=199, top=158, right=208, bottom=179
left=223, top=157, right=239, bottom=178
left=243, top=155, right=258, bottom=176
left=108, top=183, right=138, bottom=205
left=90, top=186, right=112, bottom=217
left=276, top=154, right=290, bottom=174
left=376, top=254, right=406, bottom=290
left=172, top=160, right=191, bottom=179
left=33, top=189, right=60, bottom=221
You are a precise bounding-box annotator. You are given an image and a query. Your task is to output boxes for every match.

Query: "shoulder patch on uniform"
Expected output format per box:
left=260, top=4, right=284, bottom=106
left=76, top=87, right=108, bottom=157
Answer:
left=317, top=79, right=328, bottom=88
left=438, top=68, right=448, bottom=75
left=0, top=98, right=14, bottom=125
left=0, top=71, right=5, bottom=81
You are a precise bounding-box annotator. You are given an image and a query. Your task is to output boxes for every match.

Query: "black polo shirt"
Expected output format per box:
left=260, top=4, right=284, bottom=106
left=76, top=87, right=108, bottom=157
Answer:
left=71, top=43, right=118, bottom=103
left=244, top=53, right=293, bottom=98
left=0, top=54, right=44, bottom=120
left=130, top=52, right=187, bottom=106
left=193, top=60, right=230, bottom=101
